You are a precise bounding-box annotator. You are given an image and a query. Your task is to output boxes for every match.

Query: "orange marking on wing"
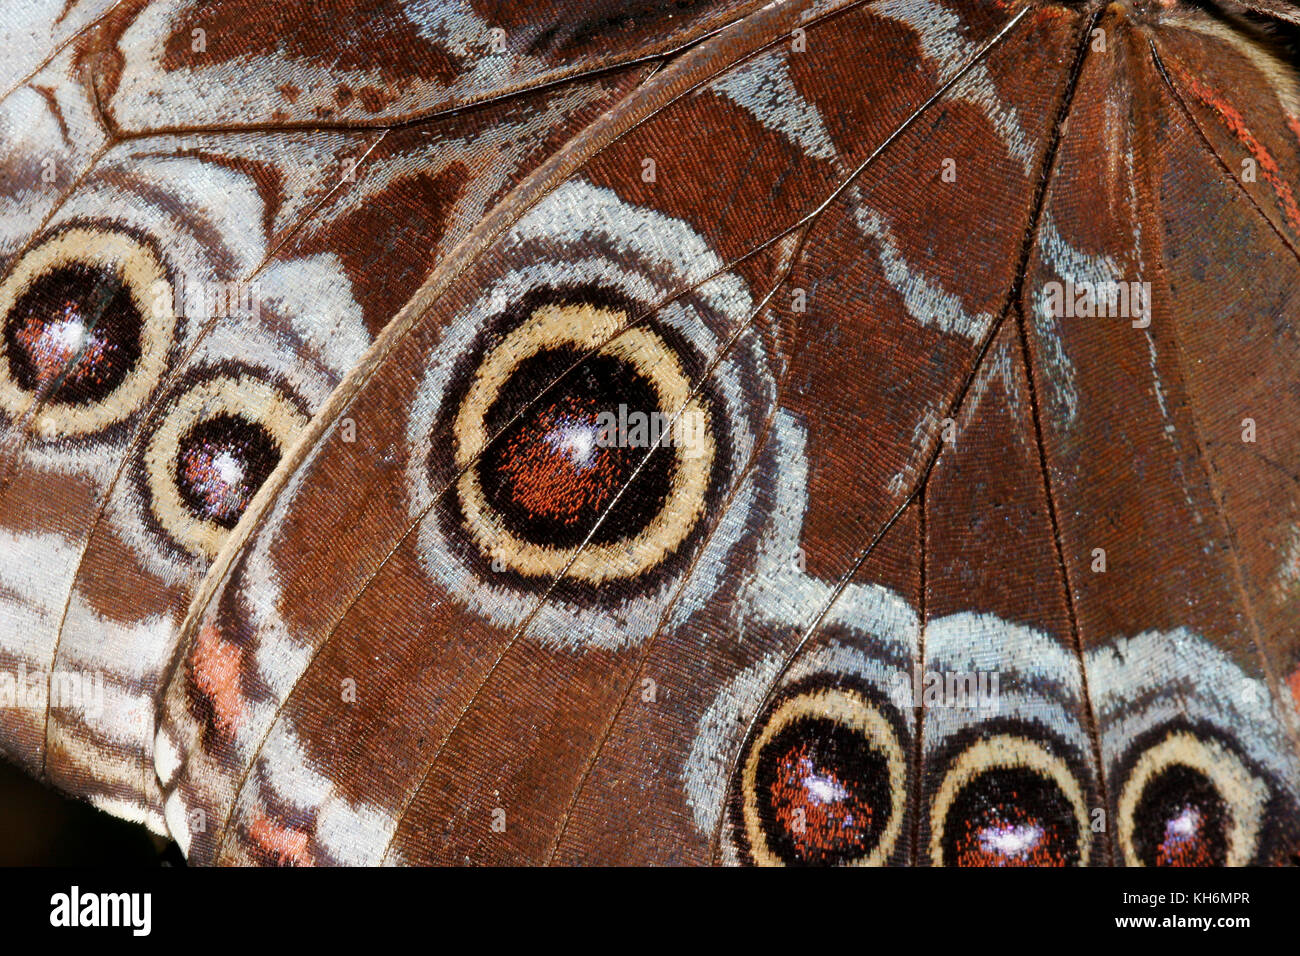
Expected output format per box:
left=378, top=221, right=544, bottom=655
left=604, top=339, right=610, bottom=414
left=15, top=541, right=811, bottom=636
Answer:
left=248, top=808, right=312, bottom=866
left=1179, top=70, right=1300, bottom=236
left=1287, top=666, right=1300, bottom=717
left=191, top=623, right=247, bottom=736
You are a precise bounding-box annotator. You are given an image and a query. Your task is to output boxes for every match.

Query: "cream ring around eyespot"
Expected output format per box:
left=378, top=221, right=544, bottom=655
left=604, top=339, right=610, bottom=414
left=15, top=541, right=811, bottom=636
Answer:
left=454, top=303, right=627, bottom=465
left=453, top=302, right=715, bottom=584
left=740, top=688, right=906, bottom=867
left=1116, top=730, right=1266, bottom=867
left=0, top=227, right=176, bottom=437
left=928, top=734, right=1091, bottom=867
left=143, top=374, right=307, bottom=561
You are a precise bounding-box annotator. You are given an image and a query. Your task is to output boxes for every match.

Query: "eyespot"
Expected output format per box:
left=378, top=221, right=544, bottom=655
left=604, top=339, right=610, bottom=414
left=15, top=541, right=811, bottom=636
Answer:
left=930, top=734, right=1090, bottom=866
left=405, top=180, right=767, bottom=650
left=1117, top=729, right=1269, bottom=867
left=142, top=371, right=308, bottom=560
left=0, top=227, right=176, bottom=437
left=733, top=681, right=907, bottom=866
left=452, top=296, right=715, bottom=584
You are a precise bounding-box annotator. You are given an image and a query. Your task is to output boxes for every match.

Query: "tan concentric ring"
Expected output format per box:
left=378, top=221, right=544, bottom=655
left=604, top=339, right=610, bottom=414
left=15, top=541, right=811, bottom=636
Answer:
left=1116, top=730, right=1265, bottom=867
left=143, top=373, right=307, bottom=560
left=454, top=302, right=714, bottom=584
left=0, top=227, right=176, bottom=437
left=928, top=734, right=1090, bottom=866
left=739, top=687, right=906, bottom=867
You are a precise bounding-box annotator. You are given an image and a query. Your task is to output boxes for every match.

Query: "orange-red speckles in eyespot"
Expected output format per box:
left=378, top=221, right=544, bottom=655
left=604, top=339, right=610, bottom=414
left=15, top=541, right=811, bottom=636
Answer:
left=1132, top=764, right=1227, bottom=866
left=478, top=349, right=675, bottom=549
left=951, top=800, right=1069, bottom=867
left=3, top=262, right=141, bottom=404
left=767, top=737, right=875, bottom=858
left=11, top=303, right=107, bottom=386
left=1152, top=804, right=1218, bottom=867
left=753, top=716, right=891, bottom=865
left=495, top=393, right=626, bottom=528
left=175, top=413, right=282, bottom=527
left=942, top=767, right=1080, bottom=867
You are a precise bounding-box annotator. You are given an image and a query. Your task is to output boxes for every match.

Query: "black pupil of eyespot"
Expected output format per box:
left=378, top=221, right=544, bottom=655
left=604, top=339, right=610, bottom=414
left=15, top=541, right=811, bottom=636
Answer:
left=1132, top=764, right=1227, bottom=867
left=174, top=413, right=280, bottom=527
left=3, top=263, right=143, bottom=406
left=477, top=346, right=675, bottom=550
left=942, top=765, right=1079, bottom=867
left=753, top=716, right=891, bottom=866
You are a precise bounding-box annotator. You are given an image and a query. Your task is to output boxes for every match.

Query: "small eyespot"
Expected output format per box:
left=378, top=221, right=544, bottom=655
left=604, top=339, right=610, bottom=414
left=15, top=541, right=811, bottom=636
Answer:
left=733, top=681, right=907, bottom=866
left=452, top=297, right=715, bottom=584
left=930, top=734, right=1090, bottom=867
left=142, top=372, right=307, bottom=560
left=1117, top=729, right=1268, bottom=867
left=0, top=227, right=176, bottom=437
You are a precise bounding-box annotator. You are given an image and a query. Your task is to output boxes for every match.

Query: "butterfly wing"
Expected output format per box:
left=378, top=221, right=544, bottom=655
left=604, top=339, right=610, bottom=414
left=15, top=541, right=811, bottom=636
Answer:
left=136, top=0, right=1140, bottom=866
left=0, top=0, right=756, bottom=831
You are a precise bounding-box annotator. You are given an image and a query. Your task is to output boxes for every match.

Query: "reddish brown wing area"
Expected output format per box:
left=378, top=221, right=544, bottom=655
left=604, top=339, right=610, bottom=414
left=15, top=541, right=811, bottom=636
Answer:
left=0, top=0, right=768, bottom=834
left=92, top=0, right=770, bottom=130
left=154, top=0, right=1300, bottom=866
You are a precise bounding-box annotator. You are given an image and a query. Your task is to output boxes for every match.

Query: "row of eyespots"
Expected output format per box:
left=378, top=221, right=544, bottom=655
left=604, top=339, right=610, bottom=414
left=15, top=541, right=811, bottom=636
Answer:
left=432, top=285, right=1283, bottom=868
left=0, top=226, right=306, bottom=561
left=4, top=233, right=730, bottom=589
left=729, top=678, right=1273, bottom=866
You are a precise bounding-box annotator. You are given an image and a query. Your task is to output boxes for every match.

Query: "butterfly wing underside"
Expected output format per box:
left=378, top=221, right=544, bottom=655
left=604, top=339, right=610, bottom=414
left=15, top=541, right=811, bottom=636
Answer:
left=148, top=0, right=1300, bottom=865
left=0, top=0, right=1297, bottom=865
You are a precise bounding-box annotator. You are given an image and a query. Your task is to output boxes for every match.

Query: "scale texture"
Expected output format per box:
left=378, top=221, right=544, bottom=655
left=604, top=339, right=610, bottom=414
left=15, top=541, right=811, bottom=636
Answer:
left=0, top=0, right=1297, bottom=866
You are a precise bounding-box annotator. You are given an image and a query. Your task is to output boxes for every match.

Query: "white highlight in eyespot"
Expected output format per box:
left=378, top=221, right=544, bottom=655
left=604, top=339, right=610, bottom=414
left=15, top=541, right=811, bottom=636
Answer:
left=550, top=422, right=599, bottom=468
left=1166, top=806, right=1199, bottom=841
left=980, top=822, right=1043, bottom=859
left=46, top=317, right=87, bottom=353
left=802, top=766, right=850, bottom=805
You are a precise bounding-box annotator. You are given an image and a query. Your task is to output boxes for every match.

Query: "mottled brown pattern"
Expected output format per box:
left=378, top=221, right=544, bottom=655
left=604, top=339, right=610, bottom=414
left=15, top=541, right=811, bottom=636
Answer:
left=1, top=0, right=1298, bottom=866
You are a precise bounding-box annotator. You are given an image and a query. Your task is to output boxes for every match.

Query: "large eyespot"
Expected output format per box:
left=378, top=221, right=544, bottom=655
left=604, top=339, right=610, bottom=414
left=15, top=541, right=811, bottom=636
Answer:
left=142, top=372, right=308, bottom=560
left=0, top=227, right=176, bottom=437
left=406, top=180, right=768, bottom=650
left=734, top=682, right=907, bottom=866
left=930, top=734, right=1090, bottom=866
left=1117, top=729, right=1269, bottom=867
left=452, top=297, right=715, bottom=584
